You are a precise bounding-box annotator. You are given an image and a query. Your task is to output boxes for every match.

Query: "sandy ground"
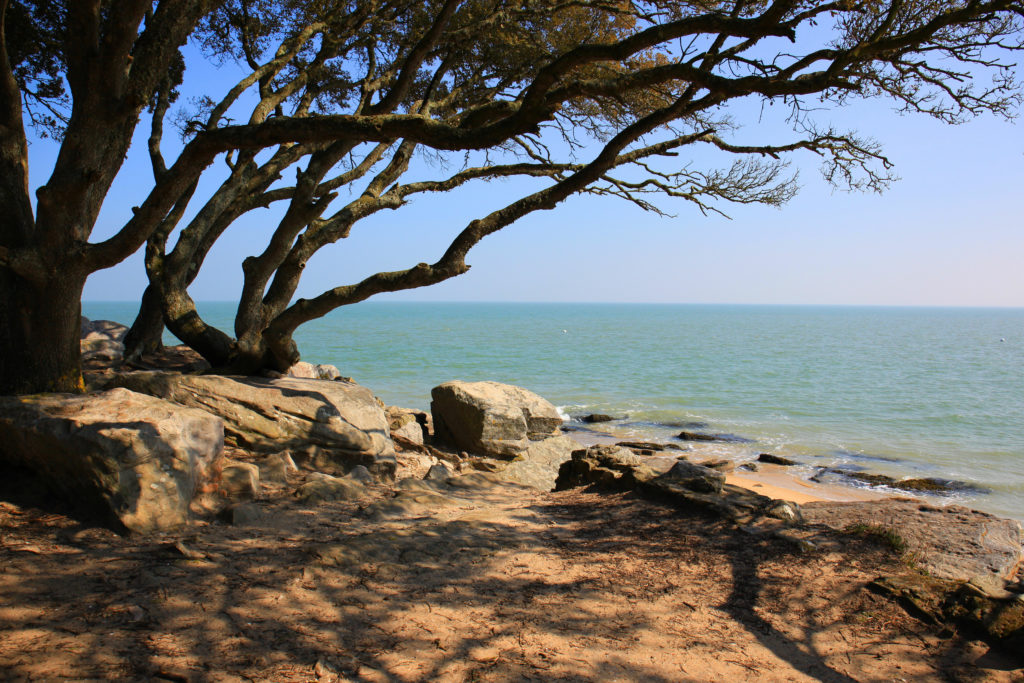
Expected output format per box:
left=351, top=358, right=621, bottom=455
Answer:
left=1, top=463, right=1021, bottom=683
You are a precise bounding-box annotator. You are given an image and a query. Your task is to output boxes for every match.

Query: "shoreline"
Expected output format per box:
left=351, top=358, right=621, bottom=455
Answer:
left=565, top=423, right=932, bottom=507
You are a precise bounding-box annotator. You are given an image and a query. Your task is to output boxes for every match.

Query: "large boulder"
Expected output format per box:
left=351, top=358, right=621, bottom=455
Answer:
left=430, top=381, right=562, bottom=458
left=0, top=388, right=224, bottom=533
left=105, top=372, right=394, bottom=475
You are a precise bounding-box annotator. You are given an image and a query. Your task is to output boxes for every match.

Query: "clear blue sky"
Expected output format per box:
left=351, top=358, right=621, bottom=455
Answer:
left=28, top=47, right=1023, bottom=308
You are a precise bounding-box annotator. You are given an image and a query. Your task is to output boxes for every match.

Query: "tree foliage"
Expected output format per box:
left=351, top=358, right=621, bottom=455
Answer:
left=1, top=0, right=1023, bottom=390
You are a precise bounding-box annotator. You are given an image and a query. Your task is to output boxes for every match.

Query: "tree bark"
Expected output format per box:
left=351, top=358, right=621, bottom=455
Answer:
left=122, top=284, right=165, bottom=361
left=0, top=270, right=86, bottom=394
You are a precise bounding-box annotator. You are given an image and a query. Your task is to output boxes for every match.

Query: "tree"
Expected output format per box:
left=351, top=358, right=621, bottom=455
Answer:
left=3, top=1, right=1023, bottom=392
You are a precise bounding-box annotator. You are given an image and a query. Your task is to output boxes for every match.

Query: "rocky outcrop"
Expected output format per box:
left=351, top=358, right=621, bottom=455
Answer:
left=869, top=573, right=1024, bottom=650
left=555, top=445, right=657, bottom=492
left=802, top=500, right=1023, bottom=589
left=431, top=381, right=562, bottom=458
left=105, top=372, right=394, bottom=476
left=556, top=445, right=796, bottom=523
left=0, top=388, right=223, bottom=533
left=80, top=318, right=129, bottom=362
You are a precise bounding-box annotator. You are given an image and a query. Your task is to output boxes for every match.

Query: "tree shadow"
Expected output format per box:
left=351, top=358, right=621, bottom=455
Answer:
left=0, top=483, right=996, bottom=681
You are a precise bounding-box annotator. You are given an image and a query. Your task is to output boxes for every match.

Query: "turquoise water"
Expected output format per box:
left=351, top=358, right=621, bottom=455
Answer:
left=84, top=301, right=1024, bottom=520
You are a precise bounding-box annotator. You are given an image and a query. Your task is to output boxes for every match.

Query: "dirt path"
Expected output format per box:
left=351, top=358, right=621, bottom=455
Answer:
left=0, top=470, right=1020, bottom=682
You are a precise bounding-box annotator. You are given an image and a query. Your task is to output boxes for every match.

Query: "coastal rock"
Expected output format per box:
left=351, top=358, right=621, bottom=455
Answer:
left=259, top=451, right=298, bottom=483
left=285, top=361, right=319, bottom=379
left=386, top=406, right=429, bottom=445
left=104, top=372, right=394, bottom=474
left=220, top=462, right=260, bottom=499
left=676, top=430, right=755, bottom=444
left=430, top=381, right=562, bottom=458
left=555, top=445, right=656, bottom=492
left=802, top=500, right=1023, bottom=586
left=869, top=573, right=1024, bottom=649
left=758, top=453, right=798, bottom=466
left=649, top=460, right=726, bottom=494
left=492, top=435, right=582, bottom=490
left=295, top=472, right=368, bottom=504
left=81, top=338, right=125, bottom=362
left=315, top=364, right=343, bottom=381
left=616, top=441, right=686, bottom=453
left=813, top=468, right=987, bottom=495
left=579, top=413, right=615, bottom=423
left=0, top=388, right=223, bottom=533
left=81, top=319, right=129, bottom=342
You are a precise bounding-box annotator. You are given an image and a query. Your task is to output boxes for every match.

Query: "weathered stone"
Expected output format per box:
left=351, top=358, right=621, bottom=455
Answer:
left=0, top=388, right=223, bottom=533
left=758, top=453, right=798, bottom=466
left=579, top=413, right=615, bottom=423
left=870, top=573, right=1024, bottom=648
left=495, top=435, right=581, bottom=490
left=259, top=451, right=298, bottom=483
left=676, top=430, right=754, bottom=444
left=81, top=319, right=129, bottom=342
left=803, top=500, right=1023, bottom=585
left=285, top=361, right=319, bottom=379
left=386, top=406, right=432, bottom=442
left=295, top=473, right=368, bottom=504
left=554, top=445, right=656, bottom=492
left=297, top=444, right=396, bottom=480
left=345, top=465, right=375, bottom=483
left=616, top=441, right=685, bottom=452
left=425, top=463, right=453, bottom=481
left=220, top=462, right=260, bottom=499
left=430, top=381, right=562, bottom=457
left=105, top=373, right=393, bottom=469
left=81, top=338, right=125, bottom=361
left=392, top=418, right=425, bottom=445
left=314, top=364, right=343, bottom=381
left=649, top=460, right=725, bottom=494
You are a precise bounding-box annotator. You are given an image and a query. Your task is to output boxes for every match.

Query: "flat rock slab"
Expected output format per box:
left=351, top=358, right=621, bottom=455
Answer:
left=0, top=388, right=223, bottom=532
left=106, top=372, right=393, bottom=463
left=802, top=499, right=1023, bottom=586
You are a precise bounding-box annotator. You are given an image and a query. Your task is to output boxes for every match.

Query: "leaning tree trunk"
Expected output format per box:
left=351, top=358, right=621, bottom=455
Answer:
left=122, top=284, right=166, bottom=361
left=0, top=270, right=87, bottom=394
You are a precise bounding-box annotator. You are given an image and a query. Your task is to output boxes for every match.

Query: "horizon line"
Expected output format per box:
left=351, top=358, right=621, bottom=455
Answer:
left=82, top=300, right=1024, bottom=310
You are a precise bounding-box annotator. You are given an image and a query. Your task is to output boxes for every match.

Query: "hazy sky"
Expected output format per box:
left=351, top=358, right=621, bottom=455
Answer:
left=30, top=44, right=1023, bottom=308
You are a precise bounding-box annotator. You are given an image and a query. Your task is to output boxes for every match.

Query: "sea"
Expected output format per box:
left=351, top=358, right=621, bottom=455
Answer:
left=83, top=301, right=1024, bottom=521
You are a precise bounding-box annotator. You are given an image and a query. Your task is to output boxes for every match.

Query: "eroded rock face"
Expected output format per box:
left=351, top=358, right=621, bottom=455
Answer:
left=430, top=381, right=562, bottom=458
left=0, top=388, right=223, bottom=532
left=105, top=372, right=394, bottom=472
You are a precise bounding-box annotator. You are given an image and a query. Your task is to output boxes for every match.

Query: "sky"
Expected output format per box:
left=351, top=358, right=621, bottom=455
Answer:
left=27, top=34, right=1024, bottom=308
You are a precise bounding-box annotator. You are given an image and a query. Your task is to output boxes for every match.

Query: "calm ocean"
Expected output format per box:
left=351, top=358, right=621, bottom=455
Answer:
left=84, top=301, right=1024, bottom=520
